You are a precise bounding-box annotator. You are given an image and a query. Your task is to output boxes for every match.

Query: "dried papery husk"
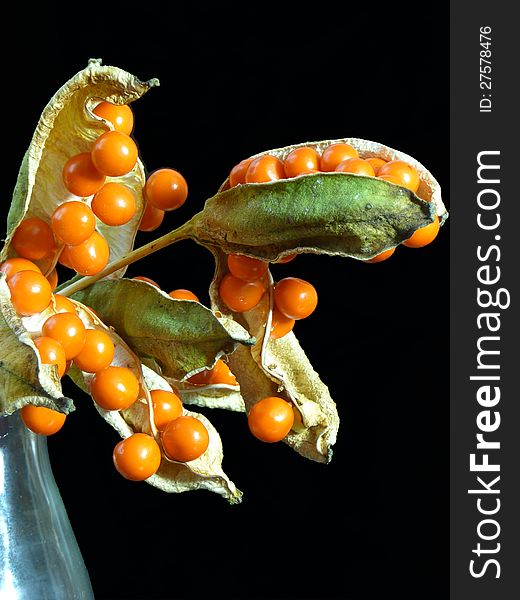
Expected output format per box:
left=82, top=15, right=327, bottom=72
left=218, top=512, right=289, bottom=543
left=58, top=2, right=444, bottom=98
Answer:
left=0, top=276, right=74, bottom=416
left=0, top=58, right=158, bottom=279
left=191, top=137, right=446, bottom=263
left=174, top=379, right=245, bottom=412
left=72, top=352, right=242, bottom=502
left=171, top=312, right=246, bottom=412
left=72, top=278, right=254, bottom=381
left=133, top=365, right=241, bottom=502
left=208, top=249, right=338, bottom=463
left=67, top=309, right=240, bottom=501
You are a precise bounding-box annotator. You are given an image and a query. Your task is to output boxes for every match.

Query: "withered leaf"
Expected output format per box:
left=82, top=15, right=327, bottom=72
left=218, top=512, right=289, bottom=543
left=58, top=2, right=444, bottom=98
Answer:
left=0, top=58, right=158, bottom=279
left=72, top=278, right=254, bottom=381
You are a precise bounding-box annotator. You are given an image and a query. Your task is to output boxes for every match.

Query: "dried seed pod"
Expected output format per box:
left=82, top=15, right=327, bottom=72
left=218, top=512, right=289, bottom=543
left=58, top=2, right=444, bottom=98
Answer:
left=208, top=249, right=339, bottom=463
left=131, top=366, right=241, bottom=502
left=0, top=275, right=74, bottom=416
left=68, top=304, right=241, bottom=502
left=192, top=137, right=447, bottom=263
left=0, top=59, right=158, bottom=279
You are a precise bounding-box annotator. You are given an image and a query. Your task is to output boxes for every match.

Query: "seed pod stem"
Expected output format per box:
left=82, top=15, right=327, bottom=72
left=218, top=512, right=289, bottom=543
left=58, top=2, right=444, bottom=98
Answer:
left=59, top=218, right=197, bottom=297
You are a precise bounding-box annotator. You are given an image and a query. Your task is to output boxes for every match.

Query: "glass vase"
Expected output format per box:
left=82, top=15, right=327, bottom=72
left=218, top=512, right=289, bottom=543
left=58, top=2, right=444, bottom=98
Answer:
left=0, top=411, right=94, bottom=599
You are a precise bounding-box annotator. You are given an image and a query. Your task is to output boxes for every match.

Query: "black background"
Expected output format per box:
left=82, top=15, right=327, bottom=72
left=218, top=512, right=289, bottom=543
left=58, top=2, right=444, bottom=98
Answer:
left=1, top=4, right=449, bottom=599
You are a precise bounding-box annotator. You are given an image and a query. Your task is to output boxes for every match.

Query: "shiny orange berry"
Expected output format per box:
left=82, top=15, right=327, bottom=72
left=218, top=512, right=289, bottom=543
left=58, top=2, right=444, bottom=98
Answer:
left=403, top=215, right=440, bottom=248
left=150, top=389, right=183, bottom=431
left=66, top=231, right=110, bottom=276
left=42, top=312, right=86, bottom=360
left=229, top=158, right=254, bottom=187
left=366, top=157, right=387, bottom=174
left=133, top=276, right=160, bottom=288
left=139, top=202, right=165, bottom=232
left=90, top=366, right=140, bottom=411
left=335, top=157, right=376, bottom=177
left=168, top=289, right=199, bottom=301
left=21, top=405, right=66, bottom=436
left=162, top=416, right=209, bottom=462
left=319, top=143, right=359, bottom=171
left=73, top=329, right=115, bottom=373
left=378, top=174, right=405, bottom=186
left=275, top=254, right=297, bottom=264
left=0, top=258, right=41, bottom=281
left=377, top=160, right=421, bottom=193
left=187, top=369, right=211, bottom=385
left=245, top=155, right=285, bottom=183
left=227, top=254, right=269, bottom=282
left=51, top=201, right=96, bottom=246
left=92, top=101, right=134, bottom=136
left=91, top=131, right=138, bottom=177
left=270, top=307, right=295, bottom=340
left=274, top=277, right=317, bottom=320
left=284, top=147, right=320, bottom=178
left=46, top=268, right=58, bottom=291
left=113, top=433, right=161, bottom=481
left=145, top=169, right=188, bottom=212
left=62, top=152, right=106, bottom=197
left=219, top=273, right=265, bottom=313
left=91, top=183, right=137, bottom=226
left=209, top=360, right=237, bottom=385
left=12, top=217, right=56, bottom=261
left=53, top=294, right=76, bottom=314
left=248, top=396, right=294, bottom=443
left=58, top=245, right=74, bottom=269
left=34, top=336, right=67, bottom=378
left=8, top=271, right=52, bottom=316
left=188, top=359, right=237, bottom=386
left=366, top=247, right=396, bottom=263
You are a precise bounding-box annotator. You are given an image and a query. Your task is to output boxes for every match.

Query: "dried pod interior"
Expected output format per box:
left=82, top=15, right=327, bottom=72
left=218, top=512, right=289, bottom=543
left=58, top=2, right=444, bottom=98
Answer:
left=1, top=59, right=158, bottom=281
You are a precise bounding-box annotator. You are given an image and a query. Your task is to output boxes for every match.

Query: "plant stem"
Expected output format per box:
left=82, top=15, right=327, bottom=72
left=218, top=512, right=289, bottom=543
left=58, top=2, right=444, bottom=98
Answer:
left=58, top=218, right=197, bottom=297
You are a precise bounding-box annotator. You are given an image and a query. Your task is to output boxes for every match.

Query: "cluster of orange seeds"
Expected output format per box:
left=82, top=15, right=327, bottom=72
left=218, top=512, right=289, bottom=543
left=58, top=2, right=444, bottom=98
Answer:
left=10, top=101, right=188, bottom=281
left=113, top=390, right=210, bottom=482
left=229, top=142, right=441, bottom=259
left=1, top=100, right=202, bottom=480
left=2, top=259, right=210, bottom=482
left=218, top=253, right=317, bottom=341
left=130, top=262, right=305, bottom=445
left=1, top=254, right=211, bottom=479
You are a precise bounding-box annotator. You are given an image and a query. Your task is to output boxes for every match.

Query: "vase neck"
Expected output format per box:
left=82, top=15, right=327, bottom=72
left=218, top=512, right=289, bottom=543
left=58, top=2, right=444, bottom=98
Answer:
left=0, top=412, right=95, bottom=599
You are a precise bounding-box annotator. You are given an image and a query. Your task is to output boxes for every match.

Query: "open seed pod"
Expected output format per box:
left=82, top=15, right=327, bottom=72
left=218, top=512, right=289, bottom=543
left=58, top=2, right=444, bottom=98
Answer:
left=0, top=58, right=158, bottom=280
left=191, top=137, right=447, bottom=263
left=0, top=275, right=74, bottom=416
left=68, top=304, right=241, bottom=503
left=208, top=249, right=338, bottom=463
